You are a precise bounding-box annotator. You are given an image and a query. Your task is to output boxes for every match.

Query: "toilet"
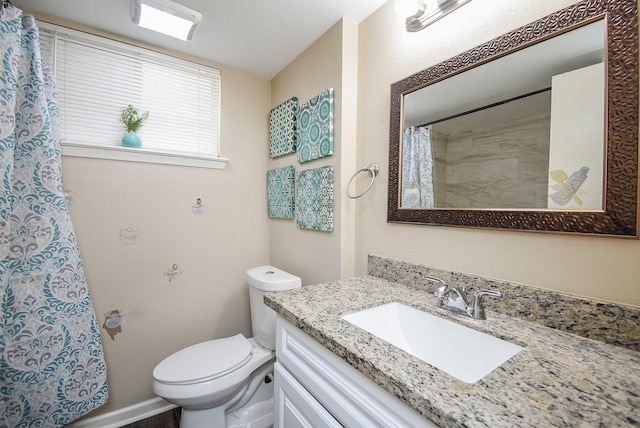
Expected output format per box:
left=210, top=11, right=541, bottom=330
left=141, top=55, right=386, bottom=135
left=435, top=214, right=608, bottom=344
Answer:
left=153, top=266, right=301, bottom=428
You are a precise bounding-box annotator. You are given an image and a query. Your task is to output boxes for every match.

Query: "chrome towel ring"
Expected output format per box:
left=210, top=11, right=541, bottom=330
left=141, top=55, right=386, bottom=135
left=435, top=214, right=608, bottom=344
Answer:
left=346, top=163, right=379, bottom=199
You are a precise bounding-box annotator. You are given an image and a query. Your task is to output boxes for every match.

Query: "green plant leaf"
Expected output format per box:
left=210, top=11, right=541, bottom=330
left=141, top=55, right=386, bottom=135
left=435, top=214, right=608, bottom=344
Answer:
left=121, top=104, right=149, bottom=132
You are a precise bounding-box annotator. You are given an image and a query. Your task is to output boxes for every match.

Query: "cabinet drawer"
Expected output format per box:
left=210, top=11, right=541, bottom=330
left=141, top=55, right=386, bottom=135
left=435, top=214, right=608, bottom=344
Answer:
left=274, top=362, right=343, bottom=428
left=276, top=316, right=436, bottom=428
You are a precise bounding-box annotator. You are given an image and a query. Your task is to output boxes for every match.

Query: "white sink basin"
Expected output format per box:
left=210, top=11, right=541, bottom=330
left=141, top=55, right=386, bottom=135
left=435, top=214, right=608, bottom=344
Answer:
left=341, top=302, right=523, bottom=383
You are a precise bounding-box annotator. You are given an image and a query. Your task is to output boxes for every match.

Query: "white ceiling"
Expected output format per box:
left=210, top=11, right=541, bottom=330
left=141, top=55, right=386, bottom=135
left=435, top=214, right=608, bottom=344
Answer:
left=13, top=0, right=388, bottom=79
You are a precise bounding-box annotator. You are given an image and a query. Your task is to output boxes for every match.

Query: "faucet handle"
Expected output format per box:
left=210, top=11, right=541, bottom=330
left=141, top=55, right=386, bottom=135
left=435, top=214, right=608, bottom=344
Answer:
left=425, top=276, right=446, bottom=286
left=470, top=289, right=502, bottom=320
left=425, top=276, right=448, bottom=298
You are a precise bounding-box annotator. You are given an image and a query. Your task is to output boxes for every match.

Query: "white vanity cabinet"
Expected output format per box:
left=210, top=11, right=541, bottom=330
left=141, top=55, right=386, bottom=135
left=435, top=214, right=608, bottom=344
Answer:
left=274, top=316, right=437, bottom=428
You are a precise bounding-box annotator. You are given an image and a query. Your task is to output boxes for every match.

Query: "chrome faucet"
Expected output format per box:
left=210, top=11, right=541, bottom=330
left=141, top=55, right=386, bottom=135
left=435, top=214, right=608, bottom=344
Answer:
left=425, top=276, right=501, bottom=320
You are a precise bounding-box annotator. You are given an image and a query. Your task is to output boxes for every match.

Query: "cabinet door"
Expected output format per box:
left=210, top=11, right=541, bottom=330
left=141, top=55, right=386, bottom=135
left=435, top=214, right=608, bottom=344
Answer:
left=276, top=316, right=437, bottom=428
left=274, top=362, right=343, bottom=428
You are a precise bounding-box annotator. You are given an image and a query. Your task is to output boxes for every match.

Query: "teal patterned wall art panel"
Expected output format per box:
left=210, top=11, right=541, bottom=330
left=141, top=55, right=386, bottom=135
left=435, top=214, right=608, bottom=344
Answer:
left=296, top=165, right=334, bottom=231
left=269, top=97, right=298, bottom=158
left=268, top=165, right=295, bottom=219
left=297, top=88, right=334, bottom=163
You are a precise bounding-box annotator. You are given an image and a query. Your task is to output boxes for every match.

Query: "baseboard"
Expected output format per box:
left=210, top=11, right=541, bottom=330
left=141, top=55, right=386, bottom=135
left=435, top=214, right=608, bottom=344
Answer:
left=68, top=397, right=177, bottom=428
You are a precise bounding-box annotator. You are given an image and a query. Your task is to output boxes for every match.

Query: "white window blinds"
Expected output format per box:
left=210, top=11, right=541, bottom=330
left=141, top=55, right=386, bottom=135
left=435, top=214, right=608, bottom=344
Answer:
left=37, top=23, right=221, bottom=158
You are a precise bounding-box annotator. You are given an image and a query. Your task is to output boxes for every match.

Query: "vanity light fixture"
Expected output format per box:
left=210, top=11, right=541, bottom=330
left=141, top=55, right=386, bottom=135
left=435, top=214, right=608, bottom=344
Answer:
left=131, top=0, right=202, bottom=41
left=397, top=0, right=472, bottom=32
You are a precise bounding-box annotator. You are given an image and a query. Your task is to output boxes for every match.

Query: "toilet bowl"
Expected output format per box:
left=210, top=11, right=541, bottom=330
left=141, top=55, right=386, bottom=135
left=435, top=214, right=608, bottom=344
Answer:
left=153, top=266, right=301, bottom=428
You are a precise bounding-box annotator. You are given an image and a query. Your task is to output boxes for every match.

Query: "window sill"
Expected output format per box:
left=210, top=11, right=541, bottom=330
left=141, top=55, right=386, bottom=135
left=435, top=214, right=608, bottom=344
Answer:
left=61, top=142, right=229, bottom=169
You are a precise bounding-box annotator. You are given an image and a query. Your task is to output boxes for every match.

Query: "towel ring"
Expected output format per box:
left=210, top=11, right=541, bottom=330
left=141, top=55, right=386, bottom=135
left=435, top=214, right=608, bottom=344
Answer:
left=346, top=163, right=379, bottom=199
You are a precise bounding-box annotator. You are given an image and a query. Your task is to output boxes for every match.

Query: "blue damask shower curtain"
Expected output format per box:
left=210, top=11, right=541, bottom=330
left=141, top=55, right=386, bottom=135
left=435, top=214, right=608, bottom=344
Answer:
left=0, top=4, right=108, bottom=426
left=402, top=125, right=435, bottom=207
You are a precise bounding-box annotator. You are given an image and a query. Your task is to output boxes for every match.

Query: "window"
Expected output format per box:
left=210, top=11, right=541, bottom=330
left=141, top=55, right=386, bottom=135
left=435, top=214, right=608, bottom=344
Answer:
left=37, top=22, right=226, bottom=169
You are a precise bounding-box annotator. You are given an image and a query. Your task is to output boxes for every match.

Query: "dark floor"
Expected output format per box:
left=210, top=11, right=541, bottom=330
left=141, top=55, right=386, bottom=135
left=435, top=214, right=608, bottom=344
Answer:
left=122, top=408, right=181, bottom=428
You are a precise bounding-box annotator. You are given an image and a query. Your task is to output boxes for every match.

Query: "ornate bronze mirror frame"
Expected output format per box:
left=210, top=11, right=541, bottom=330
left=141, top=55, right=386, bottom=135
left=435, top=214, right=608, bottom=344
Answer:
left=388, top=0, right=638, bottom=236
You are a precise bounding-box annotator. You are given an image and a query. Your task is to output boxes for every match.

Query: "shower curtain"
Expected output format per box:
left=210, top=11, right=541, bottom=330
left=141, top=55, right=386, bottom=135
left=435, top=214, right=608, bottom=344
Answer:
left=402, top=125, right=435, bottom=208
left=0, top=4, right=108, bottom=427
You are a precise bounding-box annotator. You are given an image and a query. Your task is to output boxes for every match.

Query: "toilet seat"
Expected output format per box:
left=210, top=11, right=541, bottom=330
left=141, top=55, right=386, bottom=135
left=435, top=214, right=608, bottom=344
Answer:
left=153, top=334, right=253, bottom=385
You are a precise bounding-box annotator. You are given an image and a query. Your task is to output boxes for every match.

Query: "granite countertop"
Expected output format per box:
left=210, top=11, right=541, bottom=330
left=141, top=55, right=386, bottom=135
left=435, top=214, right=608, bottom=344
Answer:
left=264, top=276, right=640, bottom=428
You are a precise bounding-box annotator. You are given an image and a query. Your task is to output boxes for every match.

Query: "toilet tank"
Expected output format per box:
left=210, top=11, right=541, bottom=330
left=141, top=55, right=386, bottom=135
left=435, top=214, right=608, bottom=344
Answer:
left=246, top=265, right=301, bottom=350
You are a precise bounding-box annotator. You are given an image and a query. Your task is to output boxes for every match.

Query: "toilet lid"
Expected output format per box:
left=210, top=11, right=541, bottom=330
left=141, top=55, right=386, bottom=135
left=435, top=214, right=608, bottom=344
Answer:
left=153, top=334, right=253, bottom=384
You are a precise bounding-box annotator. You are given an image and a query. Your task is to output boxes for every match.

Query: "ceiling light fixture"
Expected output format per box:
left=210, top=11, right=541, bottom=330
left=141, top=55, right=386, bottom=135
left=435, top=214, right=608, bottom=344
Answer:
left=398, top=0, right=472, bottom=32
left=131, top=0, right=202, bottom=41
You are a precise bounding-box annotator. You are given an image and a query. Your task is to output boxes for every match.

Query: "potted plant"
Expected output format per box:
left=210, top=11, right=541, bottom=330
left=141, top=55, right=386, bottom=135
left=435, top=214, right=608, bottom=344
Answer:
left=120, top=104, right=149, bottom=148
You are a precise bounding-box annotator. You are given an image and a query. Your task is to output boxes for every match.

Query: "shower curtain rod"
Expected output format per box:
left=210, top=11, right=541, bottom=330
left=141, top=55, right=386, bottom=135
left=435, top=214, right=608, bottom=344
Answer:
left=416, top=86, right=551, bottom=128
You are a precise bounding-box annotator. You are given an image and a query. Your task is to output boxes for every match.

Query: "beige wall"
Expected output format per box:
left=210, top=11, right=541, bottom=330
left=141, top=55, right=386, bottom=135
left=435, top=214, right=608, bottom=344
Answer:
left=356, top=0, right=640, bottom=307
left=269, top=19, right=359, bottom=286
left=63, top=65, right=271, bottom=415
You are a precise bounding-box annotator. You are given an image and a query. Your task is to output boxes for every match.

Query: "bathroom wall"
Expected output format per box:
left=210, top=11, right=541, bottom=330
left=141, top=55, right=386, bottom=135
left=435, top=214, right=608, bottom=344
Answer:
left=547, top=63, right=605, bottom=210
left=355, top=0, right=640, bottom=307
left=60, top=58, right=271, bottom=415
left=269, top=19, right=359, bottom=286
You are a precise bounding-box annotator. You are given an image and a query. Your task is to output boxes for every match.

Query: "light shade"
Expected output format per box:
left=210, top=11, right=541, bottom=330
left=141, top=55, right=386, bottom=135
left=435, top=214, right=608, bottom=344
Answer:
left=404, top=0, right=472, bottom=32
left=131, top=0, right=201, bottom=41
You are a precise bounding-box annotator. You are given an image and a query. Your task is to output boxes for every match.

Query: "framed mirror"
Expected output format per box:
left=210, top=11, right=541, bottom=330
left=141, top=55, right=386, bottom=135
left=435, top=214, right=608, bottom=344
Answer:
left=388, top=0, right=638, bottom=236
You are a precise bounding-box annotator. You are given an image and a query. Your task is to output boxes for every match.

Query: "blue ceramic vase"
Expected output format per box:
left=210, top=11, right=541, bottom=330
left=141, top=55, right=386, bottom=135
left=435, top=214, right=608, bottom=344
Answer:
left=122, top=131, right=142, bottom=148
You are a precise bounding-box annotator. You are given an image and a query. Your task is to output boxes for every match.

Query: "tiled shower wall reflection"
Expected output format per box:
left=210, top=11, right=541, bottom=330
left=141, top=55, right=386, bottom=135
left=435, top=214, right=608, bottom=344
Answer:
left=432, top=114, right=551, bottom=208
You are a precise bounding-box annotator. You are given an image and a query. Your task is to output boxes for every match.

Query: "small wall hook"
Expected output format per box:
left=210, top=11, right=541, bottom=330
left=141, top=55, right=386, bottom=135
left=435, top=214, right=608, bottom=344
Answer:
left=119, top=227, right=138, bottom=245
left=165, top=263, right=183, bottom=282
left=192, top=197, right=206, bottom=215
